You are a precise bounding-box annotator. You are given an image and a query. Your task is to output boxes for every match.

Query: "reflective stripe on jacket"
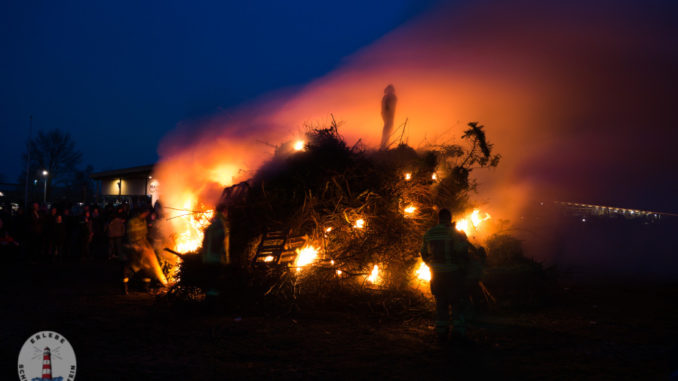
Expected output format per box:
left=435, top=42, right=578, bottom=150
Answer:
left=420, top=223, right=471, bottom=272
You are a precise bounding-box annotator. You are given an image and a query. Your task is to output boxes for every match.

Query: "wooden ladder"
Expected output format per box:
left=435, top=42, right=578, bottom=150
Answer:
left=253, top=228, right=307, bottom=264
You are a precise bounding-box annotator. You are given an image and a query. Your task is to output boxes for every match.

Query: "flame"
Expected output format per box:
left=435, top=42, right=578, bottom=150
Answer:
left=325, top=227, right=332, bottom=233
left=404, top=205, right=417, bottom=215
left=455, top=208, right=491, bottom=236
left=404, top=173, right=412, bottom=181
left=353, top=218, right=365, bottom=229
left=470, top=209, right=491, bottom=227
left=431, top=173, right=438, bottom=181
left=455, top=219, right=469, bottom=235
left=263, top=255, right=275, bottom=263
left=294, top=245, right=319, bottom=268
left=208, top=164, right=240, bottom=187
left=173, top=197, right=214, bottom=253
left=366, top=264, right=380, bottom=284
left=294, top=140, right=305, bottom=151
left=415, top=260, right=432, bottom=282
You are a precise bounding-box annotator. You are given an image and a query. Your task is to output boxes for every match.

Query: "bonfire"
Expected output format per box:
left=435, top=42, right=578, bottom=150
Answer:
left=164, top=120, right=513, bottom=311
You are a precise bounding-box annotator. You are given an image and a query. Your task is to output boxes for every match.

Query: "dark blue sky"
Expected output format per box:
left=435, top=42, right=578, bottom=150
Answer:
left=1, top=0, right=439, bottom=180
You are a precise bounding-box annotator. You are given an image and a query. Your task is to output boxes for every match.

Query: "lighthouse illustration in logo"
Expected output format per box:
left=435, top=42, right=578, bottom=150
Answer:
left=18, top=331, right=75, bottom=381
left=31, top=346, right=64, bottom=381
left=40, top=347, right=57, bottom=381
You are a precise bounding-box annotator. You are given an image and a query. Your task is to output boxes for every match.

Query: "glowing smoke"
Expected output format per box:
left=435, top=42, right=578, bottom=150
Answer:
left=155, top=0, right=678, bottom=273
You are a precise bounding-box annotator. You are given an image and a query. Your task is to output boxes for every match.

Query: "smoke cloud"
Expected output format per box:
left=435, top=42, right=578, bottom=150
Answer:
left=155, top=0, right=678, bottom=275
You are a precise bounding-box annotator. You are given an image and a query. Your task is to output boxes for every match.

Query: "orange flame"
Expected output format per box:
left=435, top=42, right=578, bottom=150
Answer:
left=293, top=140, right=305, bottom=151
left=455, top=209, right=491, bottom=236
left=294, top=245, right=319, bottom=269
left=172, top=197, right=214, bottom=254
left=414, top=260, right=432, bottom=282
left=366, top=264, right=381, bottom=284
left=404, top=205, right=417, bottom=215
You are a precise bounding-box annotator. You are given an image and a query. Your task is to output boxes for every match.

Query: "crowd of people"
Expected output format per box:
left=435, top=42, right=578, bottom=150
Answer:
left=0, top=200, right=162, bottom=263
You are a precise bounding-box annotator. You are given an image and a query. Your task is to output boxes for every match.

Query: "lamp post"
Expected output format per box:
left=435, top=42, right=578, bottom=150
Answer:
left=42, top=170, right=48, bottom=205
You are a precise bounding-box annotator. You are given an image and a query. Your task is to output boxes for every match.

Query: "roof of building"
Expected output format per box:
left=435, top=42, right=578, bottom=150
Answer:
left=90, top=164, right=154, bottom=180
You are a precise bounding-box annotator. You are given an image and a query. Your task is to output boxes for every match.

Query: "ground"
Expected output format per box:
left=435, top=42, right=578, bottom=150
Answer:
left=1, top=261, right=677, bottom=380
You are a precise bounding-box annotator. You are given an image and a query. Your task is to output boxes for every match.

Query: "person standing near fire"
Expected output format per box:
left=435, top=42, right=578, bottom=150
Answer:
left=200, top=203, right=232, bottom=307
left=122, top=208, right=167, bottom=294
left=420, top=208, right=473, bottom=344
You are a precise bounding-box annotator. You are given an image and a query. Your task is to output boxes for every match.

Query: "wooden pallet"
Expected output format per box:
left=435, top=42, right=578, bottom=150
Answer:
left=253, top=229, right=307, bottom=264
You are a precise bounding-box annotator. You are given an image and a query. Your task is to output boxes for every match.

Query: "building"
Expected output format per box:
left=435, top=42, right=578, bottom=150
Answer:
left=90, top=164, right=159, bottom=206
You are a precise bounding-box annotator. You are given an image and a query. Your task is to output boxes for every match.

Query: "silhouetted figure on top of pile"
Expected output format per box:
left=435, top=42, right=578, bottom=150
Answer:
left=380, top=84, right=398, bottom=150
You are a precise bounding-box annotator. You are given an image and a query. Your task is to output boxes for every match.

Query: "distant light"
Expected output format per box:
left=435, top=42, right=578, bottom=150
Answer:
left=293, top=140, right=305, bottom=151
left=336, top=270, right=342, bottom=276
left=540, top=202, right=544, bottom=206
left=148, top=176, right=152, bottom=179
left=581, top=218, right=586, bottom=222
left=404, top=173, right=412, bottom=181
left=330, top=259, right=335, bottom=265
left=431, top=173, right=438, bottom=181
left=42, top=170, right=48, bottom=176
left=325, top=227, right=332, bottom=233
left=0, top=191, right=4, bottom=197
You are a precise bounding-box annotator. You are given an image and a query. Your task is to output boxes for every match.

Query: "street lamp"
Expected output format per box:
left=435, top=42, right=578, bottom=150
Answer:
left=42, top=170, right=48, bottom=205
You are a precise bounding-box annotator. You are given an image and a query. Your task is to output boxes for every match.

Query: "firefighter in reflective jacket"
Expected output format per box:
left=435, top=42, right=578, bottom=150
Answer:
left=200, top=203, right=231, bottom=300
left=421, top=208, right=472, bottom=343
left=122, top=208, right=168, bottom=294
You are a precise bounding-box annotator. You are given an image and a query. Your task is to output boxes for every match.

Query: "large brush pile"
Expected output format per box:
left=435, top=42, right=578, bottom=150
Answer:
left=169, top=120, right=556, bottom=315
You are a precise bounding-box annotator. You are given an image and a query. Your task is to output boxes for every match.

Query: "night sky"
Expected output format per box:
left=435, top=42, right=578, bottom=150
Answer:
left=1, top=0, right=439, bottom=179
left=2, top=0, right=677, bottom=215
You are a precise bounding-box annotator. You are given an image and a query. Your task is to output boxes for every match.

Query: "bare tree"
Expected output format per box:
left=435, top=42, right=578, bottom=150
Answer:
left=20, top=129, right=83, bottom=196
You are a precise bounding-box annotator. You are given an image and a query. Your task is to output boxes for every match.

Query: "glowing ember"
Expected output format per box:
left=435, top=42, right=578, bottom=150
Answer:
left=336, top=270, right=342, bottom=275
left=263, top=255, right=275, bottom=262
left=293, top=140, right=305, bottom=151
left=431, top=173, right=438, bottom=180
left=330, top=259, right=335, bottom=265
left=354, top=218, right=365, bottom=229
left=415, top=261, right=431, bottom=282
left=404, top=205, right=417, bottom=215
left=325, top=227, right=332, bottom=233
left=294, top=245, right=319, bottom=268
left=367, top=264, right=380, bottom=284
left=404, top=172, right=412, bottom=181
left=455, top=208, right=491, bottom=236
